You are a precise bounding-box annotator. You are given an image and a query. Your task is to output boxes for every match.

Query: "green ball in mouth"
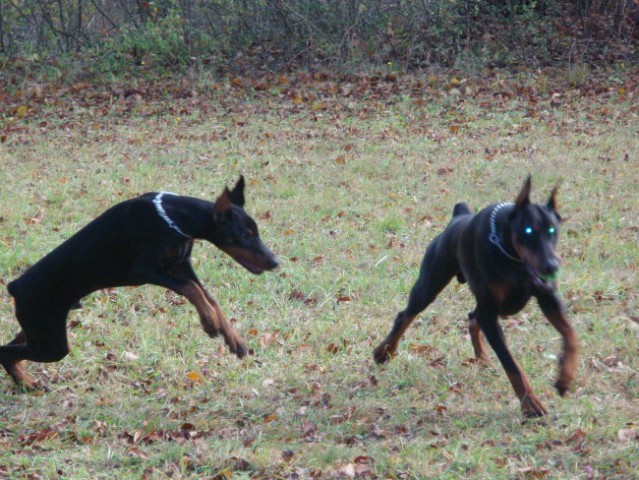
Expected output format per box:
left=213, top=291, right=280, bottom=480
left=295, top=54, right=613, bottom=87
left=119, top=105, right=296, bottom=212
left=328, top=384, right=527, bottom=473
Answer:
left=539, top=270, right=560, bottom=282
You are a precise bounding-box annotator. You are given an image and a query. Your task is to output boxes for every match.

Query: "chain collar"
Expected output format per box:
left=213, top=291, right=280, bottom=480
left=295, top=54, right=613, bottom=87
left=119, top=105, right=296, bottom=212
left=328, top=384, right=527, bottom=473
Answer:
left=488, top=202, right=521, bottom=262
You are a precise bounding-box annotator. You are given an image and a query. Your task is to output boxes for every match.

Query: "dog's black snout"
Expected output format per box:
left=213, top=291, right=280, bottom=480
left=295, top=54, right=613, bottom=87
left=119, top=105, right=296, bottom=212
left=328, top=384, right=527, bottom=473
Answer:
left=543, top=257, right=560, bottom=275
left=266, top=255, right=280, bottom=270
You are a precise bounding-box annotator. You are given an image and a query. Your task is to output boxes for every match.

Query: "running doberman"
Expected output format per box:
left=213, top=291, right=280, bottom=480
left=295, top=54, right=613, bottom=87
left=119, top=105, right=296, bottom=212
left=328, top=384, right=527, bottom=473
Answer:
left=373, top=176, right=577, bottom=417
left=2, top=176, right=279, bottom=389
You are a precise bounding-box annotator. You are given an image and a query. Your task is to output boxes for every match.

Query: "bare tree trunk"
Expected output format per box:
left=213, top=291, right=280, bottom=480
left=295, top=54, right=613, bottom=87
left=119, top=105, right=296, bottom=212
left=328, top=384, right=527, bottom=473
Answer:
left=0, top=0, right=5, bottom=53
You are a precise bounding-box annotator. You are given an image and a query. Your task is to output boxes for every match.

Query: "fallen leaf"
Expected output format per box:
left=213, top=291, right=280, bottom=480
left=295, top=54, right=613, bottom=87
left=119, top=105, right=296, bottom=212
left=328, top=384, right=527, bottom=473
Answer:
left=213, top=468, right=232, bottom=480
left=263, top=414, right=278, bottom=423
left=518, top=466, right=550, bottom=478
left=282, top=449, right=295, bottom=462
left=24, top=211, right=42, bottom=225
left=566, top=428, right=586, bottom=443
left=186, top=371, right=203, bottom=383
left=617, top=428, right=637, bottom=442
left=15, top=105, right=28, bottom=118
left=302, top=419, right=317, bottom=440
left=311, top=100, right=326, bottom=111
left=262, top=378, right=274, bottom=387
left=259, top=332, right=278, bottom=347
left=123, top=351, right=139, bottom=361
left=337, top=463, right=356, bottom=478
left=127, top=447, right=149, bottom=459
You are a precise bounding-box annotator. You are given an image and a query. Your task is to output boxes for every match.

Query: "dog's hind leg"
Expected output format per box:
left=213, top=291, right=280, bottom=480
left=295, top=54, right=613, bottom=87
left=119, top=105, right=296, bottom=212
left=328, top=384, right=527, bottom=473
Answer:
left=468, top=311, right=491, bottom=364
left=0, top=331, right=37, bottom=389
left=373, top=239, right=457, bottom=364
left=1, top=306, right=70, bottom=389
left=475, top=307, right=547, bottom=418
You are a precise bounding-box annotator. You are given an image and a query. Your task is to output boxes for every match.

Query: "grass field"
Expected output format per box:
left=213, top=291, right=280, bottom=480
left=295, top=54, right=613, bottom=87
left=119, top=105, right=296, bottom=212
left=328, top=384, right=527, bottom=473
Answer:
left=1, top=69, right=638, bottom=479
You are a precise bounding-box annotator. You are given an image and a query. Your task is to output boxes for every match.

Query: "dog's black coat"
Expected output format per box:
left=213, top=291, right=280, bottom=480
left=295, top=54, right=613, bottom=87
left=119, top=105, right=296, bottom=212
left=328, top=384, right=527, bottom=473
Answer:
left=2, top=176, right=278, bottom=389
left=373, top=177, right=578, bottom=417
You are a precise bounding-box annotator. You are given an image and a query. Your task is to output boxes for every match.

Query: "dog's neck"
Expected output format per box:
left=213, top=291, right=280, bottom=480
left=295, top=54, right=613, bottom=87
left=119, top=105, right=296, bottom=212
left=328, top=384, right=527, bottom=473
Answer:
left=153, top=193, right=220, bottom=240
left=153, top=192, right=191, bottom=238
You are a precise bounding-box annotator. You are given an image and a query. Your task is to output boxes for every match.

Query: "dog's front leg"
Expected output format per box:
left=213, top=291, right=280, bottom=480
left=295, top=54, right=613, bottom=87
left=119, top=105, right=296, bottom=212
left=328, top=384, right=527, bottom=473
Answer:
left=132, top=267, right=248, bottom=358
left=176, top=280, right=248, bottom=358
left=174, top=262, right=249, bottom=358
left=476, top=309, right=547, bottom=417
left=537, top=291, right=578, bottom=397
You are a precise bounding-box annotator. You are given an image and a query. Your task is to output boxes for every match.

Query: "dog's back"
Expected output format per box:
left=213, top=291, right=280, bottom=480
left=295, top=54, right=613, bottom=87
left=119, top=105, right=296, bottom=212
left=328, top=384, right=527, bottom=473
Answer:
left=7, top=196, right=152, bottom=304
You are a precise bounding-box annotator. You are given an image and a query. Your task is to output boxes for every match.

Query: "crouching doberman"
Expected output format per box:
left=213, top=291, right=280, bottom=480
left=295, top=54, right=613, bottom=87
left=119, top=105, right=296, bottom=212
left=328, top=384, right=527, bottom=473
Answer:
left=373, top=176, right=578, bottom=417
left=2, top=176, right=279, bottom=390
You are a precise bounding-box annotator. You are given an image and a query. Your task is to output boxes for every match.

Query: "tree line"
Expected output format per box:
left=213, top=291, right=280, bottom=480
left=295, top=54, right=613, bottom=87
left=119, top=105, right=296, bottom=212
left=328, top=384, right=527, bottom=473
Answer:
left=1, top=0, right=637, bottom=72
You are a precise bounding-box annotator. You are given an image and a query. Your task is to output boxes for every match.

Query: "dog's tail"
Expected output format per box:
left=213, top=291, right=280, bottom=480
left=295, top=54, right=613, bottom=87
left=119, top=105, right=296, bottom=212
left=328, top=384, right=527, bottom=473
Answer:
left=453, top=202, right=472, bottom=217
left=7, top=280, right=16, bottom=297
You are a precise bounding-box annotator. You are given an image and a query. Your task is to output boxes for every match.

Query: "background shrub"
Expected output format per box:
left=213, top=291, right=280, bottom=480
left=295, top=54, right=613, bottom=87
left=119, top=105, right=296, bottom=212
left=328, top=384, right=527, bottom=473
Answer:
left=0, top=1, right=637, bottom=74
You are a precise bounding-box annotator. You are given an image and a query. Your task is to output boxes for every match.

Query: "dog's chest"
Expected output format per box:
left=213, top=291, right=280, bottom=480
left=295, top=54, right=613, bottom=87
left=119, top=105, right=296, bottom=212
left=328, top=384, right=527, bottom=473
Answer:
left=161, top=240, right=194, bottom=269
left=487, top=280, right=532, bottom=315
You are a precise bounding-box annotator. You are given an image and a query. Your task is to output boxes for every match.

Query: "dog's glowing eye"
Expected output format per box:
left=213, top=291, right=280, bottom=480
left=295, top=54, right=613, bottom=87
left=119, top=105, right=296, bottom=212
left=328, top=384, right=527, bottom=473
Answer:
left=548, top=227, right=556, bottom=235
left=524, top=226, right=534, bottom=235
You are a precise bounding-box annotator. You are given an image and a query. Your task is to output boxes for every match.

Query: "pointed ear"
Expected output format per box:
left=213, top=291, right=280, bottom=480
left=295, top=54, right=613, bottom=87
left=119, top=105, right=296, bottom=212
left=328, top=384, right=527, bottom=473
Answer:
left=547, top=186, right=559, bottom=212
left=515, top=175, right=532, bottom=208
left=228, top=175, right=245, bottom=207
left=214, top=188, right=232, bottom=219
left=547, top=185, right=562, bottom=221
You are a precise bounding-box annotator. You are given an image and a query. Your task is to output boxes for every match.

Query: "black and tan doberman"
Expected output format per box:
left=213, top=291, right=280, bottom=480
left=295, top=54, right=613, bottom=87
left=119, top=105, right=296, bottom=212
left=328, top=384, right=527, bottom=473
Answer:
left=2, top=176, right=279, bottom=389
left=374, top=176, right=577, bottom=417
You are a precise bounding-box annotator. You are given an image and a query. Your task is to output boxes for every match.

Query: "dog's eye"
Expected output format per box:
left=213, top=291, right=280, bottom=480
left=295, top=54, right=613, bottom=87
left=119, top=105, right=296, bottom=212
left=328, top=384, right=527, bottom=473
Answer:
left=548, top=226, right=556, bottom=235
left=524, top=226, right=534, bottom=235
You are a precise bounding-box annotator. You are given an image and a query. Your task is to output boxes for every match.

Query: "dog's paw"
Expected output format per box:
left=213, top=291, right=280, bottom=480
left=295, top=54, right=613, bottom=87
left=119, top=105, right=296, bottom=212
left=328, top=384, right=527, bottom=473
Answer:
left=372, top=344, right=394, bottom=364
left=554, top=379, right=570, bottom=398
left=3, top=362, right=44, bottom=392
left=16, top=377, right=48, bottom=393
left=234, top=342, right=249, bottom=358
left=521, top=393, right=547, bottom=418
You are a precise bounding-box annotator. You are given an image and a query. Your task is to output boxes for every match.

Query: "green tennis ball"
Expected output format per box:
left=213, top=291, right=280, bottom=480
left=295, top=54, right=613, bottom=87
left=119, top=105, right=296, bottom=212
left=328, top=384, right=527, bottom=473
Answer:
left=539, top=270, right=560, bottom=282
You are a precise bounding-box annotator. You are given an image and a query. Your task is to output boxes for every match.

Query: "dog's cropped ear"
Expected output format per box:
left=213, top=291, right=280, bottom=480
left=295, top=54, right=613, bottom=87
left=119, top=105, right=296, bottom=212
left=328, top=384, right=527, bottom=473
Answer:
left=515, top=175, right=532, bottom=208
left=228, top=175, right=246, bottom=208
left=214, top=188, right=233, bottom=220
left=547, top=186, right=559, bottom=212
left=547, top=186, right=562, bottom=221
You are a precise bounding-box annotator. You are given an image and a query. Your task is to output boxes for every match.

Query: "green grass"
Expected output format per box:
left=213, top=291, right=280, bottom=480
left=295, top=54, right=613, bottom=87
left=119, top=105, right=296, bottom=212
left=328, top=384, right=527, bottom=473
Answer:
left=1, top=70, right=638, bottom=479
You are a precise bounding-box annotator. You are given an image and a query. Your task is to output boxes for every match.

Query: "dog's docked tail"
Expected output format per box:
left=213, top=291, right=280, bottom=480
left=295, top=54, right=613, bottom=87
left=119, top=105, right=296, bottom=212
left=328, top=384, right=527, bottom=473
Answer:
left=452, top=202, right=472, bottom=217
left=7, top=280, right=16, bottom=298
